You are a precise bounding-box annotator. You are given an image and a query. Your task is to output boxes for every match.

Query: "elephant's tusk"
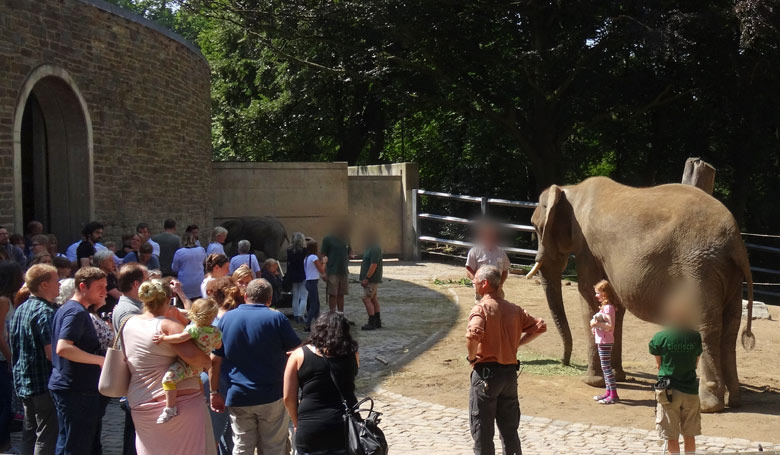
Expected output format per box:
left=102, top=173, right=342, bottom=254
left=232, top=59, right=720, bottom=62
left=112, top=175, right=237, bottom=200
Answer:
left=526, top=261, right=542, bottom=279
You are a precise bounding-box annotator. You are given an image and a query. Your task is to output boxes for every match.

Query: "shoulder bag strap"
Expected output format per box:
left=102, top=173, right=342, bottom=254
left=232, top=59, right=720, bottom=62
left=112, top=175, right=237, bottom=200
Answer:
left=322, top=352, right=350, bottom=412
left=112, top=314, right=135, bottom=351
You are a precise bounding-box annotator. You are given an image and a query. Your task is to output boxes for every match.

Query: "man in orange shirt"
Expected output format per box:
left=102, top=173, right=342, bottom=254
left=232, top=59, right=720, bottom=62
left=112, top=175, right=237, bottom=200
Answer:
left=466, top=265, right=547, bottom=455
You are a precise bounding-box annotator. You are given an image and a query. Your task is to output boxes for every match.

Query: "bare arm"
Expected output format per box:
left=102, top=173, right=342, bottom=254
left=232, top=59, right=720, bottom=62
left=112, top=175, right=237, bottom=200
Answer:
left=283, top=348, right=303, bottom=428
left=465, top=313, right=484, bottom=362
left=44, top=344, right=52, bottom=362
left=107, top=288, right=122, bottom=301
left=655, top=355, right=662, bottom=370
left=160, top=319, right=210, bottom=370
left=209, top=354, right=225, bottom=413
left=518, top=318, right=547, bottom=347
left=56, top=339, right=104, bottom=367
left=592, top=313, right=614, bottom=332
left=153, top=331, right=193, bottom=345
left=314, top=259, right=326, bottom=275
left=465, top=266, right=476, bottom=280
left=362, top=263, right=378, bottom=285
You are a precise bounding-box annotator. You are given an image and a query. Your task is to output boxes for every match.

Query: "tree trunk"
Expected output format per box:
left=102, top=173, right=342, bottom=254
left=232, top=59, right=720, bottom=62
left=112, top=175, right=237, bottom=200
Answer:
left=681, top=158, right=716, bottom=195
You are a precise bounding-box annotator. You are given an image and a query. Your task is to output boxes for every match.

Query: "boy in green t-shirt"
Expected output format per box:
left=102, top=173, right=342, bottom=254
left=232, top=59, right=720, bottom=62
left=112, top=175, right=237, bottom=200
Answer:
left=359, top=228, right=383, bottom=331
left=649, top=326, right=703, bottom=454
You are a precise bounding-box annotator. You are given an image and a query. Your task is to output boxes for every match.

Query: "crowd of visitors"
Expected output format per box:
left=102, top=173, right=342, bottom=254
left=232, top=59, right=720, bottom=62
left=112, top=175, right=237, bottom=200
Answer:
left=0, top=218, right=387, bottom=455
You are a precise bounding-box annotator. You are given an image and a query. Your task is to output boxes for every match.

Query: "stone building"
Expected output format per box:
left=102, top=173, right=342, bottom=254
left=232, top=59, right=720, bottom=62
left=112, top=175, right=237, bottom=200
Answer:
left=0, top=0, right=212, bottom=245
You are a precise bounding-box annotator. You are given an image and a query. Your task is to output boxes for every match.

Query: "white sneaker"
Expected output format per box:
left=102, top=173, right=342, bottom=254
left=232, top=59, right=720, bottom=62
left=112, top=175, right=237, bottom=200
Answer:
left=156, top=406, right=178, bottom=424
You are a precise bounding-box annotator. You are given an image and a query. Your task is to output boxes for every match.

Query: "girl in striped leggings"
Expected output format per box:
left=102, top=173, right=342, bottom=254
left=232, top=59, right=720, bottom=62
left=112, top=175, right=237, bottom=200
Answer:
left=590, top=279, right=619, bottom=404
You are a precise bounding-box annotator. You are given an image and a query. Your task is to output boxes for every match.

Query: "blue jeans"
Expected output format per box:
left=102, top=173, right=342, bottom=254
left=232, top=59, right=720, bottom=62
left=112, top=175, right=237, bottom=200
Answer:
left=201, top=373, right=233, bottom=455
left=50, top=390, right=105, bottom=455
left=304, top=280, right=320, bottom=328
left=0, top=361, right=12, bottom=446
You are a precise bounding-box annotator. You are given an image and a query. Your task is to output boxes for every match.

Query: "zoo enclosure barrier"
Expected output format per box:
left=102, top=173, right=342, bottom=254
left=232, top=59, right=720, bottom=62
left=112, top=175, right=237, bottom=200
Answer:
left=411, top=189, right=780, bottom=298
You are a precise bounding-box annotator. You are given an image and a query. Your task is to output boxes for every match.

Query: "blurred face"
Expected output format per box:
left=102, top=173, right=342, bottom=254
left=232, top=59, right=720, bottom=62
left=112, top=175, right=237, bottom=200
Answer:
left=191, top=228, right=199, bottom=238
left=140, top=252, right=151, bottom=264
left=102, top=257, right=116, bottom=273
left=218, top=262, right=230, bottom=275
left=138, top=227, right=150, bottom=241
left=595, top=289, right=605, bottom=303
left=38, top=273, right=61, bottom=302
left=0, top=228, right=8, bottom=246
left=56, top=266, right=72, bottom=280
left=31, top=241, right=47, bottom=255
left=216, top=232, right=226, bottom=244
left=80, top=278, right=107, bottom=308
left=236, top=275, right=251, bottom=293
left=130, top=235, right=142, bottom=250
left=37, top=254, right=52, bottom=265
left=472, top=276, right=489, bottom=296
left=478, top=226, right=498, bottom=249
left=30, top=222, right=43, bottom=235
left=90, top=228, right=103, bottom=243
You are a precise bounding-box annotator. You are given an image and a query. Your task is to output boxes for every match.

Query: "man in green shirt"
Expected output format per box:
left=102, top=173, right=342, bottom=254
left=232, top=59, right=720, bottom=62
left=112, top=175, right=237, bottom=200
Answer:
left=321, top=224, right=351, bottom=314
left=649, top=326, right=703, bottom=454
left=359, top=228, right=383, bottom=331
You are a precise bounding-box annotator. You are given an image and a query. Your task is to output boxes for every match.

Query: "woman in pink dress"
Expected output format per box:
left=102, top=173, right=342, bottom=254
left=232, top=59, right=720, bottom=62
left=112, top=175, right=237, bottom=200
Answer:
left=122, top=279, right=216, bottom=454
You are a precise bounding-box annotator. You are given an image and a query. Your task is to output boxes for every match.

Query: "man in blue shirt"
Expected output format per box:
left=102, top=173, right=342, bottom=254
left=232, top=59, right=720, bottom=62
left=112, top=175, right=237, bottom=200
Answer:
left=210, top=278, right=301, bottom=455
left=10, top=264, right=61, bottom=455
left=48, top=267, right=107, bottom=455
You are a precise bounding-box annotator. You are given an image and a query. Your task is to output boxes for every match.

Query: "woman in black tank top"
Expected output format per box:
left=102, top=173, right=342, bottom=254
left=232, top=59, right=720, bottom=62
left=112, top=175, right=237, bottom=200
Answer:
left=283, top=312, right=359, bottom=455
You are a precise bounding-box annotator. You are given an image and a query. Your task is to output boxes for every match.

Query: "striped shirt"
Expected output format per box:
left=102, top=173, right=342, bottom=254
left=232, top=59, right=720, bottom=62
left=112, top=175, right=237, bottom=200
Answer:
left=10, top=296, right=56, bottom=397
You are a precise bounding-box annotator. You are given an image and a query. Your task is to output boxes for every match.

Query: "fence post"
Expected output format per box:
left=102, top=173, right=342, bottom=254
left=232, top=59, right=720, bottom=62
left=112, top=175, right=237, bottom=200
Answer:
left=411, top=189, right=420, bottom=260
left=481, top=197, right=488, bottom=217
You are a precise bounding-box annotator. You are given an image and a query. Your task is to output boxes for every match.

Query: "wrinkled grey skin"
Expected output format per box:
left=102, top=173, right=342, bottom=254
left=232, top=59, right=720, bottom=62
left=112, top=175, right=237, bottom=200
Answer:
left=221, top=217, right=289, bottom=260
left=529, top=176, right=754, bottom=413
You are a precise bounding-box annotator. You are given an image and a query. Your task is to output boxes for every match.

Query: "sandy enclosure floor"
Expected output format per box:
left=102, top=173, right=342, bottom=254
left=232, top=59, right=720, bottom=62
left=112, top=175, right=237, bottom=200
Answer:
left=365, top=260, right=780, bottom=443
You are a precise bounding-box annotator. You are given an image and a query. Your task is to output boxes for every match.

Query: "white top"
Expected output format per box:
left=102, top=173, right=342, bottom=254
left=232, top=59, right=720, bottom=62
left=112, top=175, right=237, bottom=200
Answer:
left=304, top=254, right=320, bottom=280
left=206, top=242, right=225, bottom=256
left=200, top=276, right=214, bottom=299
left=147, top=239, right=161, bottom=257
left=172, top=246, right=207, bottom=298
left=466, top=246, right=510, bottom=274
left=229, top=254, right=260, bottom=276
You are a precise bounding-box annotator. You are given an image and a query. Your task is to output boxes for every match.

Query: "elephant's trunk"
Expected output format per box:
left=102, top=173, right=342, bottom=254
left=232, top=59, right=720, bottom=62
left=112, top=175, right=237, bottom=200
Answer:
left=539, top=265, right=572, bottom=366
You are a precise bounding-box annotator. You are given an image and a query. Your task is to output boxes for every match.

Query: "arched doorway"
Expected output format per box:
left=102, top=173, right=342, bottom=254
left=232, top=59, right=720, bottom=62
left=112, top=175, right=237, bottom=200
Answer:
left=13, top=66, right=93, bottom=248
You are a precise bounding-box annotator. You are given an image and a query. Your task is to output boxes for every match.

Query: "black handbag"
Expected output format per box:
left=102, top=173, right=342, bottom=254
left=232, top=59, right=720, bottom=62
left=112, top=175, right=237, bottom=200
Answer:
left=325, top=359, right=389, bottom=455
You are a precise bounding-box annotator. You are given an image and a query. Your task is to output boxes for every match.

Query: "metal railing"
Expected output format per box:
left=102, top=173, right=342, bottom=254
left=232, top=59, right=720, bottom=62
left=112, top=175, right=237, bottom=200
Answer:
left=412, top=189, right=538, bottom=259
left=412, top=189, right=780, bottom=299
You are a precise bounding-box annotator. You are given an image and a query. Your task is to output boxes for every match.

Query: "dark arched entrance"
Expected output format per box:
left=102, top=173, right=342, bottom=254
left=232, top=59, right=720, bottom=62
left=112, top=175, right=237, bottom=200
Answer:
left=15, top=68, right=93, bottom=247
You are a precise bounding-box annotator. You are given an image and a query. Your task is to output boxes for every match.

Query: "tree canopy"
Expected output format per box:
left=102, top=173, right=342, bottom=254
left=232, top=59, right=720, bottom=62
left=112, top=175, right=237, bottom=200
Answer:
left=108, top=0, right=779, bottom=233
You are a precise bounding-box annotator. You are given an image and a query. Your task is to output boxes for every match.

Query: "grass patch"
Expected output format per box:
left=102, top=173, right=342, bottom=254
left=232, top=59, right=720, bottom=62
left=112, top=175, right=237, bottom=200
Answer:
left=433, top=277, right=472, bottom=287
left=518, top=353, right=587, bottom=376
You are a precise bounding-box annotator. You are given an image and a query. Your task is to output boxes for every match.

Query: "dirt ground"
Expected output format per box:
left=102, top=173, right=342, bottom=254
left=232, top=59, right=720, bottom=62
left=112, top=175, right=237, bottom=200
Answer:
left=378, top=262, right=780, bottom=443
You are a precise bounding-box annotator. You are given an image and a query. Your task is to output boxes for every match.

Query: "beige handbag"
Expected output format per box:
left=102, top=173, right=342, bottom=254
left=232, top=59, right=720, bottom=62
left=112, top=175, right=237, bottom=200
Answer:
left=98, top=316, right=133, bottom=397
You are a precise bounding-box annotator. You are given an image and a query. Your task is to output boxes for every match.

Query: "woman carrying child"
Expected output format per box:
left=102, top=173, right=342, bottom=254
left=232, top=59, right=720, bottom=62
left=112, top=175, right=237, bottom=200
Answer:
left=590, top=279, right=619, bottom=404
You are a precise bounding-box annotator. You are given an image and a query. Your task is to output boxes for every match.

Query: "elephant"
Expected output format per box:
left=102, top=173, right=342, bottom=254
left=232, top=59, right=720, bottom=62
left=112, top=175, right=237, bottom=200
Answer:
left=525, top=176, right=754, bottom=413
left=220, top=217, right=289, bottom=260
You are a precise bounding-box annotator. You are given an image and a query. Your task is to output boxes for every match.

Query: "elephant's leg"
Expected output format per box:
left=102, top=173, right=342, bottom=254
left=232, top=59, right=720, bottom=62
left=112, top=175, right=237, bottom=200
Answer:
left=721, top=288, right=742, bottom=408
left=611, top=304, right=627, bottom=382
left=699, top=320, right=726, bottom=413
left=579, top=293, right=604, bottom=387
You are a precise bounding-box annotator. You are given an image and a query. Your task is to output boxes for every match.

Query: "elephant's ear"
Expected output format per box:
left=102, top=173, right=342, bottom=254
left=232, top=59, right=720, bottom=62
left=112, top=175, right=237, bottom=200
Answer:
left=540, top=185, right=563, bottom=245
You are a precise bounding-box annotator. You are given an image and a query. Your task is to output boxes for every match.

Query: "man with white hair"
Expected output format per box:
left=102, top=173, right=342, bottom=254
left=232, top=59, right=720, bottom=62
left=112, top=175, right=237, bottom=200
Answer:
left=228, top=240, right=260, bottom=277
left=466, top=265, right=547, bottom=455
left=210, top=278, right=300, bottom=455
left=206, top=226, right=228, bottom=256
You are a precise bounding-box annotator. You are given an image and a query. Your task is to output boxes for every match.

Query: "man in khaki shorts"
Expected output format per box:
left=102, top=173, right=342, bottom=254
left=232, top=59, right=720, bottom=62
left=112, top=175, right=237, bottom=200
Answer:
left=649, top=318, right=703, bottom=454
left=359, top=228, right=383, bottom=331
left=321, top=224, right=351, bottom=316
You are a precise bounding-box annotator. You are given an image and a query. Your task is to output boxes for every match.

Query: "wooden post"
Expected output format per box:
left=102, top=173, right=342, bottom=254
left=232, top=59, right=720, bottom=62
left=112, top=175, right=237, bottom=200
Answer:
left=681, top=158, right=716, bottom=195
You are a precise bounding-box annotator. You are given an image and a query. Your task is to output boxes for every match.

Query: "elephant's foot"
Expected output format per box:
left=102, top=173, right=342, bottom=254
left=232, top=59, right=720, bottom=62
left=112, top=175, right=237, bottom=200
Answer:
left=583, top=374, right=605, bottom=387
left=699, top=382, right=725, bottom=413
left=725, top=388, right=741, bottom=408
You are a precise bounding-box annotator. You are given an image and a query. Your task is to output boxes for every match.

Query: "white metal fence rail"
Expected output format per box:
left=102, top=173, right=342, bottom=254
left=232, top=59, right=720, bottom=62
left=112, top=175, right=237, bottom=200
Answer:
left=412, top=188, right=780, bottom=298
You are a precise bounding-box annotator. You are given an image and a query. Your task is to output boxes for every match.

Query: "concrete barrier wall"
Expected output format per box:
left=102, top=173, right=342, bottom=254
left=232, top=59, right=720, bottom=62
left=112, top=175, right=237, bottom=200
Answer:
left=348, top=175, right=403, bottom=255
left=213, top=161, right=418, bottom=259
left=212, top=162, right=349, bottom=254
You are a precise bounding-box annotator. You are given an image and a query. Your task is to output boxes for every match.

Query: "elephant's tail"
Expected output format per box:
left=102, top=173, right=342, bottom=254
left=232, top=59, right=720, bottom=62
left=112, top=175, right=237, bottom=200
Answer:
left=738, top=245, right=756, bottom=351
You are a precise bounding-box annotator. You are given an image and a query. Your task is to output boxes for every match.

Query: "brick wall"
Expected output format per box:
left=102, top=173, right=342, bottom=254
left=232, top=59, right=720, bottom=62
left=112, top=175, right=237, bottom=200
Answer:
left=0, top=0, right=212, bottom=245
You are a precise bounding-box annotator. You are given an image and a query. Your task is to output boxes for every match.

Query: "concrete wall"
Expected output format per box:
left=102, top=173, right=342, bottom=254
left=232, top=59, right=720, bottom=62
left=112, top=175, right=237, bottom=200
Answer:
left=348, top=163, right=420, bottom=259
left=212, top=162, right=419, bottom=259
left=212, top=162, right=349, bottom=254
left=348, top=175, right=403, bottom=255
left=0, top=0, right=212, bottom=245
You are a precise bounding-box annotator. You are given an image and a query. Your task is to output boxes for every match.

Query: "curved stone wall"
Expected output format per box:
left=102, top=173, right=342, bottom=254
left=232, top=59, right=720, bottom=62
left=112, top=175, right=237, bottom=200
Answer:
left=0, top=0, right=211, bottom=243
